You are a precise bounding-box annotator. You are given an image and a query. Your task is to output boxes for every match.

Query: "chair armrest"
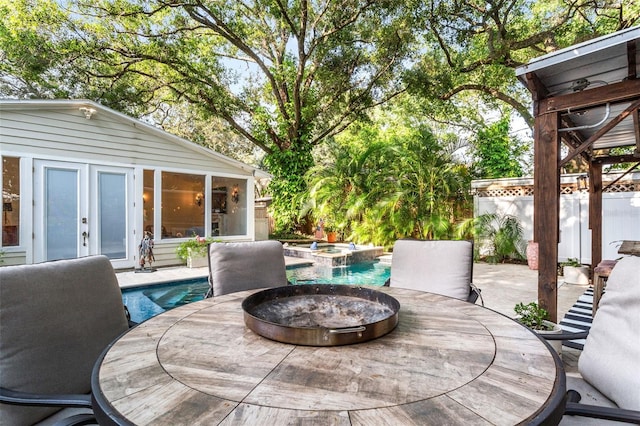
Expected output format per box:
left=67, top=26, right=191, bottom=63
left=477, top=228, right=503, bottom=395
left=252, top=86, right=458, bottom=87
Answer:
left=543, top=330, right=590, bottom=341
left=564, top=390, right=640, bottom=423
left=0, top=387, right=92, bottom=408
left=383, top=278, right=390, bottom=287
left=565, top=402, right=640, bottom=423
left=468, top=284, right=483, bottom=306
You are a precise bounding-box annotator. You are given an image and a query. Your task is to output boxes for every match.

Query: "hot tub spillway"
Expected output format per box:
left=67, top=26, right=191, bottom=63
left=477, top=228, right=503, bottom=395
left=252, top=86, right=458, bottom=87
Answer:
left=283, top=243, right=384, bottom=267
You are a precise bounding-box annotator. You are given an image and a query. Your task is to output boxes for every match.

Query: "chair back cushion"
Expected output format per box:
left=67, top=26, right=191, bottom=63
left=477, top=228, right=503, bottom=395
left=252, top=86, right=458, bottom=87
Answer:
left=208, top=240, right=287, bottom=297
left=578, top=255, right=640, bottom=410
left=389, top=239, right=473, bottom=300
left=0, top=256, right=130, bottom=426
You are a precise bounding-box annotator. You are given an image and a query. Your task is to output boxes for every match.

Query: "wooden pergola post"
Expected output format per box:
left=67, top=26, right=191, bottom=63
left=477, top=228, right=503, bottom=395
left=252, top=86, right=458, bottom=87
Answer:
left=589, top=163, right=603, bottom=270
left=534, top=111, right=560, bottom=322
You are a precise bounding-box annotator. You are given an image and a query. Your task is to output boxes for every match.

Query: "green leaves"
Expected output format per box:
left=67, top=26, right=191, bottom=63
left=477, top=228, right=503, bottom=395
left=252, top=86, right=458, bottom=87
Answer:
left=301, top=106, right=472, bottom=248
left=472, top=213, right=525, bottom=263
left=473, top=116, right=527, bottom=179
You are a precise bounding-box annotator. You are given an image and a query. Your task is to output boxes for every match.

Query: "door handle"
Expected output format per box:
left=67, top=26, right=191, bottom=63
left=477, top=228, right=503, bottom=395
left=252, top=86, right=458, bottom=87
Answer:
left=82, top=231, right=89, bottom=246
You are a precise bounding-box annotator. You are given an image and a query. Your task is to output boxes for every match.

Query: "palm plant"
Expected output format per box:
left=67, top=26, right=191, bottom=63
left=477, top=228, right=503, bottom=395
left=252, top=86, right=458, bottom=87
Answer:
left=302, top=120, right=472, bottom=249
left=460, top=213, right=525, bottom=263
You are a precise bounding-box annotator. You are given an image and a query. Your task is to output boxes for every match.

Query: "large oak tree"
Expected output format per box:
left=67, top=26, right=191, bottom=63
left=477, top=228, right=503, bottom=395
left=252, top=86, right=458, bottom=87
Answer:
left=1, top=0, right=637, bottom=232
left=1, top=0, right=418, bottom=232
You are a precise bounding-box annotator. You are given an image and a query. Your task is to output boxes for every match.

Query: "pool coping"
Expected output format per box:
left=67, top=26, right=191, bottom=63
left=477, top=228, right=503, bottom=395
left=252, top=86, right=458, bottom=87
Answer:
left=116, top=256, right=315, bottom=289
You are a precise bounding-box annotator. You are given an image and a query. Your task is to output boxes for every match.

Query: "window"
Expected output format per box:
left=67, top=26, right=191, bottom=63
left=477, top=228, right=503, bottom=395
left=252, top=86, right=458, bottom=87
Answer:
left=142, top=169, right=155, bottom=237
left=211, top=177, right=247, bottom=236
left=161, top=172, right=205, bottom=239
left=2, top=157, right=20, bottom=247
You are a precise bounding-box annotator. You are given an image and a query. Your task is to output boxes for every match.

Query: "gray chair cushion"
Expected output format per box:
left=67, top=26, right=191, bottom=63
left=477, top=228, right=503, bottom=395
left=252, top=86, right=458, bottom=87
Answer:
left=208, top=240, right=288, bottom=297
left=578, top=255, right=640, bottom=411
left=0, top=256, right=130, bottom=426
left=389, top=239, right=473, bottom=300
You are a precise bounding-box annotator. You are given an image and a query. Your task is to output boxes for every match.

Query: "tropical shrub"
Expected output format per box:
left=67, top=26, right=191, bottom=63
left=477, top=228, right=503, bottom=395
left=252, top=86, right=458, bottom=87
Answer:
left=460, top=213, right=525, bottom=263
left=301, top=115, right=472, bottom=248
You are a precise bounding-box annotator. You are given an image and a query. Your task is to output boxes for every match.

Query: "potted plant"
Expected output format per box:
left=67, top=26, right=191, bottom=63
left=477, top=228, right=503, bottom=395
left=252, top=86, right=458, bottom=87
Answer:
left=514, top=302, right=562, bottom=355
left=324, top=224, right=337, bottom=243
left=560, top=258, right=590, bottom=285
left=176, top=235, right=215, bottom=268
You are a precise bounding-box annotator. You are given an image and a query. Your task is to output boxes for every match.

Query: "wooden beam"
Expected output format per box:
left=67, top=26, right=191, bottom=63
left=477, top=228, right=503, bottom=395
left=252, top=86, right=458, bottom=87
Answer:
left=540, top=79, right=640, bottom=114
left=603, top=162, right=640, bottom=191
left=534, top=112, right=560, bottom=322
left=593, top=153, right=640, bottom=165
left=559, top=116, right=593, bottom=164
left=634, top=108, right=640, bottom=154
left=589, top=164, right=603, bottom=272
left=628, top=40, right=637, bottom=81
left=560, top=99, right=640, bottom=167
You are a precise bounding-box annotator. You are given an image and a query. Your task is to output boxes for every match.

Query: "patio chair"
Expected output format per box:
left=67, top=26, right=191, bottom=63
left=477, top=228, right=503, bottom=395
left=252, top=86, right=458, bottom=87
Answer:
left=384, top=239, right=482, bottom=304
left=0, top=255, right=131, bottom=426
left=545, top=255, right=640, bottom=424
left=205, top=240, right=290, bottom=298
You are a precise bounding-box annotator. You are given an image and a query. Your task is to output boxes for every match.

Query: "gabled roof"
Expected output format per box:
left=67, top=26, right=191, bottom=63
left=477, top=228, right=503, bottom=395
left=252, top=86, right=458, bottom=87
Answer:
left=0, top=99, right=270, bottom=179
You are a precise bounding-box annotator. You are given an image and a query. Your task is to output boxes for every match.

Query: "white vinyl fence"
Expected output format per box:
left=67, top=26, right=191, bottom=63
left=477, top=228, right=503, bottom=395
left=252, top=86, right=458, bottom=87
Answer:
left=472, top=172, right=640, bottom=265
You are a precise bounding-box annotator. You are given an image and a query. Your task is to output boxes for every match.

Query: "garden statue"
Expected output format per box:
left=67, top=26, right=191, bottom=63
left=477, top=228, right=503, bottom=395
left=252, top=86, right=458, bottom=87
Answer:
left=137, top=231, right=155, bottom=271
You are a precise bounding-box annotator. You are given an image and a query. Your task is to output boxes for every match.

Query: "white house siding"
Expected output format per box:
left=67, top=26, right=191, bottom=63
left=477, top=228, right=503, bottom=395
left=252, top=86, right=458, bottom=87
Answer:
left=1, top=100, right=264, bottom=268
left=472, top=173, right=640, bottom=265
left=1, top=107, right=249, bottom=174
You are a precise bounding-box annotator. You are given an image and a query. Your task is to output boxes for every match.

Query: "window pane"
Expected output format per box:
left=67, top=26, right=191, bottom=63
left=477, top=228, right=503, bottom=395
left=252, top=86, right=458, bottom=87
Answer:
left=2, top=157, right=20, bottom=247
left=143, top=169, right=155, bottom=236
left=211, top=177, right=247, bottom=236
left=162, top=172, right=205, bottom=238
left=99, top=172, right=127, bottom=259
left=46, top=168, right=78, bottom=260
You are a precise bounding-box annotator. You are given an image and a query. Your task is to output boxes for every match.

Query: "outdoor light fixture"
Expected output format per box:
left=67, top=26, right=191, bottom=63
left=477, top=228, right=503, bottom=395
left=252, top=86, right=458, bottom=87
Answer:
left=231, top=185, right=240, bottom=204
left=195, top=193, right=203, bottom=206
left=577, top=174, right=589, bottom=192
left=79, top=107, right=96, bottom=119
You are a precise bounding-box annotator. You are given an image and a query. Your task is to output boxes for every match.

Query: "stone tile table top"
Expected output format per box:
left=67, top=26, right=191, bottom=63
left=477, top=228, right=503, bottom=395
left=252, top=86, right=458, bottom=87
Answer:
left=92, top=287, right=566, bottom=425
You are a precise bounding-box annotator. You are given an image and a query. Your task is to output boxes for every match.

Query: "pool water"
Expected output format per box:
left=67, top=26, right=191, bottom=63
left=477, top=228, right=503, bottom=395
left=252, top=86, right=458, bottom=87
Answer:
left=286, top=261, right=390, bottom=285
left=122, top=261, right=390, bottom=323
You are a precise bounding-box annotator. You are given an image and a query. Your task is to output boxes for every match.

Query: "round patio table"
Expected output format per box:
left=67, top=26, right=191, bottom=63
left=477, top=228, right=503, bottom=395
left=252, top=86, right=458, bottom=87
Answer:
left=92, top=286, right=565, bottom=425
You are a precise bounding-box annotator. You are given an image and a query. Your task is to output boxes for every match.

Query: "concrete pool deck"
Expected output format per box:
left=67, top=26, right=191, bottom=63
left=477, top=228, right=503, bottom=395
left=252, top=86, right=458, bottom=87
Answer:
left=116, top=259, right=587, bottom=321
left=115, top=256, right=313, bottom=289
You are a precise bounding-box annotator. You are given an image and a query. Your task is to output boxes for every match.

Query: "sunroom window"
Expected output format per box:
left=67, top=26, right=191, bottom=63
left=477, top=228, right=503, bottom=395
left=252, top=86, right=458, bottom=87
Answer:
left=2, top=156, right=20, bottom=247
left=161, top=172, right=205, bottom=239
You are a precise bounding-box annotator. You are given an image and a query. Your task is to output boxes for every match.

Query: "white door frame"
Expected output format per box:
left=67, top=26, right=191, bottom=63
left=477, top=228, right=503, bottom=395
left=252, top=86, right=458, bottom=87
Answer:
left=90, top=165, right=135, bottom=270
left=33, top=160, right=135, bottom=267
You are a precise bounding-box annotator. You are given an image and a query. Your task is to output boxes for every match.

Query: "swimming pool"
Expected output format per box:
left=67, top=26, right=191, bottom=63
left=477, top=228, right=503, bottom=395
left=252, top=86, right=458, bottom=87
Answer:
left=122, top=261, right=391, bottom=323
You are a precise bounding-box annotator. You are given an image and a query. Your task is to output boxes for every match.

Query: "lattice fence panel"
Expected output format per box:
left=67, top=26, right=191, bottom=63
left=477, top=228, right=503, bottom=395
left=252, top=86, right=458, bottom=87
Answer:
left=475, top=180, right=638, bottom=197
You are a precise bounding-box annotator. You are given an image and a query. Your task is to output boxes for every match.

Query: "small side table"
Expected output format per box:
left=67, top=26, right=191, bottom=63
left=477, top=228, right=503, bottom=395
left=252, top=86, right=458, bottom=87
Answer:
left=593, top=260, right=617, bottom=316
left=618, top=240, right=640, bottom=256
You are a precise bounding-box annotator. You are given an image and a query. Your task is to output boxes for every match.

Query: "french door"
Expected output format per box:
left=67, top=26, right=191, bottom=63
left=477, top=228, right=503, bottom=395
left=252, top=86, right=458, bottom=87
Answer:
left=33, top=161, right=134, bottom=267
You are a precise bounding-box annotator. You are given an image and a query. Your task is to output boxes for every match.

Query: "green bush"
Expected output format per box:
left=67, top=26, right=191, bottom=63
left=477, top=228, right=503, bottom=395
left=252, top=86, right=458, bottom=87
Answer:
left=176, top=236, right=215, bottom=260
